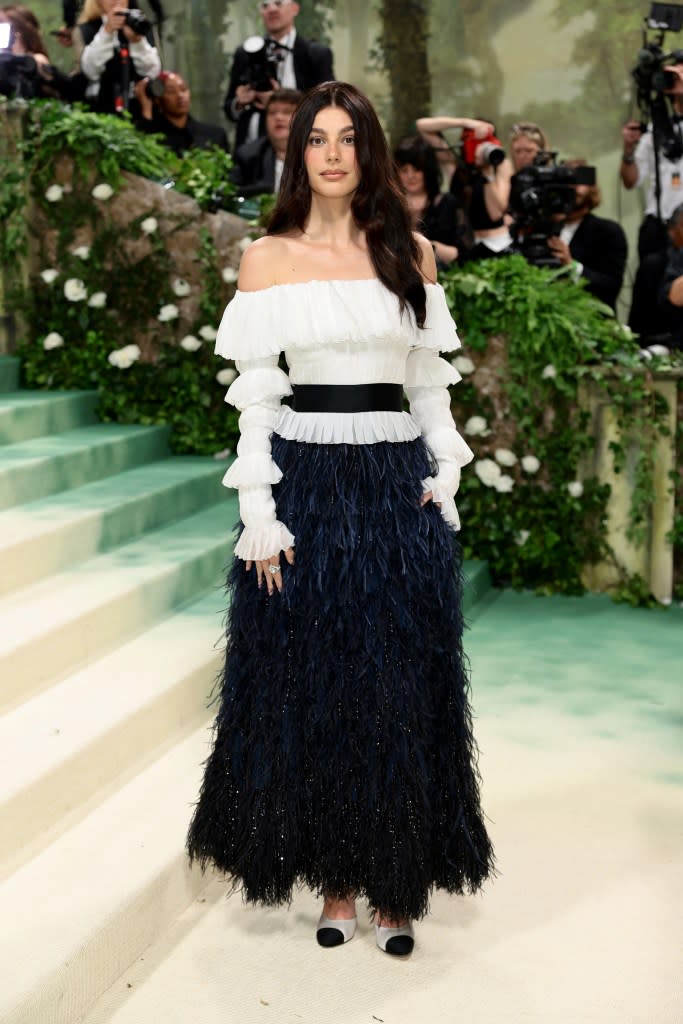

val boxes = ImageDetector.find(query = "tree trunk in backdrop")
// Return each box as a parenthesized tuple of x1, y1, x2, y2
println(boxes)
(380, 0, 432, 143)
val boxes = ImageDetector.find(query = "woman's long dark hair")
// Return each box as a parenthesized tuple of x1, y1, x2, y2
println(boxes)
(394, 135, 442, 203)
(268, 82, 427, 327)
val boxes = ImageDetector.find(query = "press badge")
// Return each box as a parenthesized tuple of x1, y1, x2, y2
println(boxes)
(672, 172, 682, 188)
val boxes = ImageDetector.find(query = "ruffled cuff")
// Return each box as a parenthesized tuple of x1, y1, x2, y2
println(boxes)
(226, 365, 292, 410)
(233, 521, 296, 561)
(222, 453, 283, 487)
(405, 348, 461, 388)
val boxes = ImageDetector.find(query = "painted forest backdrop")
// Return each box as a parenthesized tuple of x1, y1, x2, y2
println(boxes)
(30, 0, 661, 309)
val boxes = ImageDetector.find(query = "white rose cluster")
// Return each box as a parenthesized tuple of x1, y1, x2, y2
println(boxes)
(451, 354, 475, 376)
(541, 363, 557, 380)
(43, 332, 64, 350)
(222, 266, 238, 284)
(88, 292, 107, 308)
(474, 458, 501, 487)
(464, 415, 489, 437)
(158, 303, 179, 323)
(567, 481, 584, 498)
(141, 216, 158, 235)
(91, 183, 114, 201)
(72, 245, 90, 260)
(216, 367, 237, 386)
(494, 448, 517, 467)
(64, 278, 87, 302)
(108, 344, 141, 369)
(40, 269, 58, 285)
(521, 454, 540, 474)
(179, 335, 202, 352)
(199, 325, 217, 341)
(172, 278, 191, 297)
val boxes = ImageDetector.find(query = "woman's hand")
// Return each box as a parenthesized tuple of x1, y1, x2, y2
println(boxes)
(420, 490, 442, 508)
(246, 546, 295, 594)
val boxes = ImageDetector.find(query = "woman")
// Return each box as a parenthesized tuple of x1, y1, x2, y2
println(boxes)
(394, 134, 471, 267)
(187, 82, 494, 957)
(0, 6, 76, 99)
(509, 121, 548, 172)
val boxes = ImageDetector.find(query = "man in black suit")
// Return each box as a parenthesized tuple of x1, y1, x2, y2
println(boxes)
(224, 0, 333, 150)
(547, 160, 627, 311)
(134, 71, 228, 156)
(230, 89, 301, 197)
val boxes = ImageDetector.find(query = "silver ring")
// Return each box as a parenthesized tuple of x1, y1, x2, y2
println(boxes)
(268, 564, 280, 574)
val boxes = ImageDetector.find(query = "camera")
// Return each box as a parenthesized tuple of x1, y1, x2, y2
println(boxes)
(631, 3, 683, 161)
(461, 126, 506, 168)
(122, 8, 153, 36)
(241, 35, 285, 92)
(144, 76, 166, 100)
(509, 152, 596, 267)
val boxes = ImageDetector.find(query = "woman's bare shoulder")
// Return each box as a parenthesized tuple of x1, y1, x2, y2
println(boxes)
(413, 232, 438, 284)
(238, 235, 292, 292)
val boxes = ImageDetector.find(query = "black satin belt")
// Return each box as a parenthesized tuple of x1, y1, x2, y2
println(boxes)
(291, 383, 404, 414)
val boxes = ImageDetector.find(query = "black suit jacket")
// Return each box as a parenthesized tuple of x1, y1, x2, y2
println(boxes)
(569, 212, 628, 311)
(224, 34, 334, 148)
(138, 112, 229, 157)
(230, 136, 277, 197)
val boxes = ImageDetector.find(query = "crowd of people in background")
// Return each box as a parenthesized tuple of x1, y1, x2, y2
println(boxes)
(1, 0, 682, 348)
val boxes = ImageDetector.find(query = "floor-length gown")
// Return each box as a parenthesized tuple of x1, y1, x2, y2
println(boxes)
(187, 278, 494, 920)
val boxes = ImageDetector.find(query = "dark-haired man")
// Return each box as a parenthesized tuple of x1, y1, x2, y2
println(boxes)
(546, 160, 627, 311)
(224, 0, 333, 149)
(134, 71, 228, 155)
(230, 88, 300, 196)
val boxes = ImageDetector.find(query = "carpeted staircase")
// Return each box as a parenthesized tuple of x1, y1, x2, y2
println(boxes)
(0, 354, 493, 1024)
(0, 355, 236, 1024)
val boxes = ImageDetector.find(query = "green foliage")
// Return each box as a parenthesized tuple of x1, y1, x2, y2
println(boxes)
(171, 146, 236, 211)
(441, 257, 681, 602)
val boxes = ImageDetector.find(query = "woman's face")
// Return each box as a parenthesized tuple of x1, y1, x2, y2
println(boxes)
(510, 135, 540, 171)
(303, 105, 360, 198)
(398, 162, 425, 195)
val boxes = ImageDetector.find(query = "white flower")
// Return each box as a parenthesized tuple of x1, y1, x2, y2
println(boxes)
(542, 363, 557, 379)
(647, 344, 670, 357)
(494, 448, 517, 467)
(213, 447, 233, 460)
(45, 184, 64, 203)
(40, 269, 58, 284)
(451, 354, 475, 375)
(567, 481, 584, 498)
(158, 303, 179, 322)
(180, 335, 202, 352)
(72, 245, 90, 260)
(238, 235, 253, 251)
(43, 331, 64, 350)
(91, 183, 114, 201)
(172, 278, 191, 297)
(494, 474, 514, 493)
(474, 458, 502, 487)
(108, 343, 141, 369)
(216, 367, 237, 386)
(515, 529, 530, 547)
(198, 325, 217, 341)
(64, 278, 87, 302)
(638, 348, 653, 361)
(88, 291, 107, 308)
(464, 415, 489, 437)
(222, 266, 238, 284)
(521, 454, 540, 474)
(141, 216, 158, 234)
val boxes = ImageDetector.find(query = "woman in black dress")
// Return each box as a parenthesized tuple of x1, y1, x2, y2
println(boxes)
(187, 82, 494, 957)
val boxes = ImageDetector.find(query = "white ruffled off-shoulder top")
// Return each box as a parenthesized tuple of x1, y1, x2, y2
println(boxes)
(215, 278, 473, 561)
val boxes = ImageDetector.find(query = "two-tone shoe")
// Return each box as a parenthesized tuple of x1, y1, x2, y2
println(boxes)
(316, 912, 357, 947)
(375, 921, 415, 956)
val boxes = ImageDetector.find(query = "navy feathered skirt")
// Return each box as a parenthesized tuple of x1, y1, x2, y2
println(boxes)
(187, 435, 494, 920)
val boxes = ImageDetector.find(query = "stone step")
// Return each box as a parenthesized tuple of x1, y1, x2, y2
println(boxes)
(0, 456, 227, 595)
(0, 422, 170, 511)
(0, 586, 225, 879)
(0, 390, 99, 445)
(0, 355, 20, 392)
(0, 724, 216, 1024)
(0, 499, 235, 711)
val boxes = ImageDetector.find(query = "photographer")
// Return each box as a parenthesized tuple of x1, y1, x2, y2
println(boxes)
(79, 0, 160, 114)
(224, 0, 333, 149)
(546, 159, 627, 311)
(0, 6, 82, 100)
(229, 88, 300, 197)
(621, 63, 683, 261)
(134, 71, 229, 156)
(653, 203, 683, 348)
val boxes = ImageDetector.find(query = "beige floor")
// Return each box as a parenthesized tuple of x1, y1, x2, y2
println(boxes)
(83, 593, 683, 1024)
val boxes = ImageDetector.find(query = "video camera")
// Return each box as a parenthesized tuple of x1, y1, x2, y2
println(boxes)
(632, 2, 683, 162)
(241, 36, 285, 92)
(509, 152, 596, 267)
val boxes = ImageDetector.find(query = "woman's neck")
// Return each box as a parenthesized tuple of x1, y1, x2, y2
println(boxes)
(303, 195, 361, 248)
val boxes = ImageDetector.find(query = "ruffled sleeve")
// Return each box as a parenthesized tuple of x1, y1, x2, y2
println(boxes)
(216, 291, 295, 561)
(405, 284, 473, 529)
